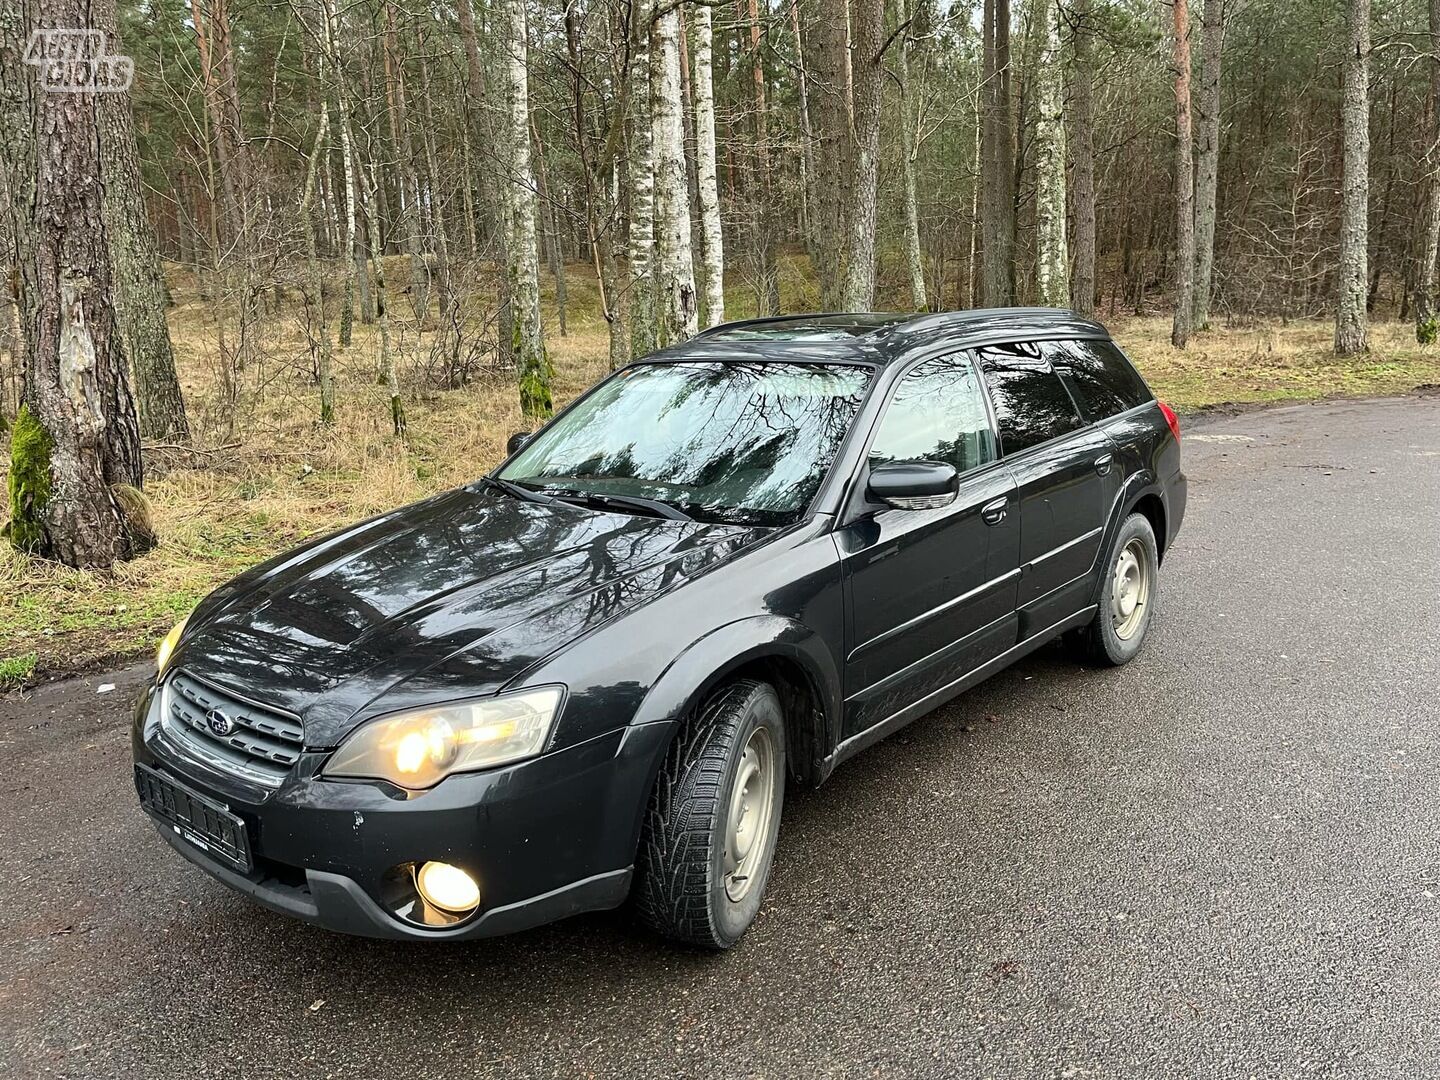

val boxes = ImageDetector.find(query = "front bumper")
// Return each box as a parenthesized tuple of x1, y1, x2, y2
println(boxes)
(131, 682, 672, 940)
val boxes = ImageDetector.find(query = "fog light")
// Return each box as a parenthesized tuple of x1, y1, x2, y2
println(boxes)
(415, 861, 480, 914)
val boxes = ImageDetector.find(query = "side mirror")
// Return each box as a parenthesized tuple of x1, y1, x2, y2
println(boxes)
(867, 460, 959, 511)
(506, 431, 531, 455)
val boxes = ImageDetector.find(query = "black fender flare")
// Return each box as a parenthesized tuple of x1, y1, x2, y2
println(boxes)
(1090, 470, 1167, 606)
(625, 613, 841, 788)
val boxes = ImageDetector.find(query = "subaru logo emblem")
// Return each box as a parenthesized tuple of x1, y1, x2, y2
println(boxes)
(206, 708, 236, 737)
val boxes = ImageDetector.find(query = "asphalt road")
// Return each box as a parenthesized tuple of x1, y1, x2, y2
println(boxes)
(3, 396, 1439, 1079)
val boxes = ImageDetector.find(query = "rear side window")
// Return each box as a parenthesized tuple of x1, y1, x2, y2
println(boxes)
(1050, 339, 1153, 421)
(976, 342, 1085, 456)
(869, 354, 997, 475)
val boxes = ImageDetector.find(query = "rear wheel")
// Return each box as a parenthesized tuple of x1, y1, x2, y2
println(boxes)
(634, 679, 786, 949)
(1073, 512, 1159, 667)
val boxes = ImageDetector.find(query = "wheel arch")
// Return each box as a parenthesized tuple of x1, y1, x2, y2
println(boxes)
(629, 615, 841, 789)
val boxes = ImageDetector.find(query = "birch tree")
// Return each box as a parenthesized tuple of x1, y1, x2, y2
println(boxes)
(504, 0, 553, 416)
(629, 0, 657, 356)
(650, 1, 698, 343)
(1335, 0, 1369, 355)
(1033, 0, 1068, 307)
(1170, 0, 1195, 348)
(1192, 0, 1225, 329)
(693, 2, 725, 327)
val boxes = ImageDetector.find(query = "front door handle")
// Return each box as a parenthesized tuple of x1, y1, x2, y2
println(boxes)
(1094, 454, 1114, 476)
(981, 497, 1007, 525)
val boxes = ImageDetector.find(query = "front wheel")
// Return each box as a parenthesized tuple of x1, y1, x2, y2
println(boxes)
(1073, 512, 1160, 667)
(634, 679, 786, 949)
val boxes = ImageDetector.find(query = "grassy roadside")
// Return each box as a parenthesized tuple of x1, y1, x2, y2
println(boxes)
(4, 266, 1439, 688)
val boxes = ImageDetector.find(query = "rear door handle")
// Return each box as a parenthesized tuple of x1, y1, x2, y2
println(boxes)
(1094, 454, 1114, 476)
(981, 497, 1007, 525)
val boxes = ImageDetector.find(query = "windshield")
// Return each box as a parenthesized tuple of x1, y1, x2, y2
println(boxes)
(499, 361, 873, 526)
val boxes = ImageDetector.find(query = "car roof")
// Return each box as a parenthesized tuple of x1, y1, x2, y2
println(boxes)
(643, 309, 1111, 367)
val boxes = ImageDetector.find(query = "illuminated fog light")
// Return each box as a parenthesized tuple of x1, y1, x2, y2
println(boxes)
(415, 861, 480, 914)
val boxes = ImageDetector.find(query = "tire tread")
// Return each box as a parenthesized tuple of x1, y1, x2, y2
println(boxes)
(634, 679, 767, 948)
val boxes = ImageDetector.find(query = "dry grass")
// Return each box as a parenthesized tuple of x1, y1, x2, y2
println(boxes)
(3, 257, 1439, 684)
(1118, 317, 1440, 410)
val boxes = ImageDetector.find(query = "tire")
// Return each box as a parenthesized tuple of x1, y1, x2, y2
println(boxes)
(1073, 511, 1160, 667)
(634, 679, 786, 949)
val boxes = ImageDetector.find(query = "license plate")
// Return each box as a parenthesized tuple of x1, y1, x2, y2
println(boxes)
(135, 763, 254, 875)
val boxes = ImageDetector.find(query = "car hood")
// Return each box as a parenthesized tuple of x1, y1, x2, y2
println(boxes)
(172, 485, 762, 746)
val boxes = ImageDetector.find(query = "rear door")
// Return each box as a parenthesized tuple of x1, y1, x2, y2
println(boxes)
(836, 353, 1019, 739)
(976, 341, 1119, 637)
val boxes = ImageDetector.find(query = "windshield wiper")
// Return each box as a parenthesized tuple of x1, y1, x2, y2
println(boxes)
(483, 476, 555, 504)
(541, 488, 694, 522)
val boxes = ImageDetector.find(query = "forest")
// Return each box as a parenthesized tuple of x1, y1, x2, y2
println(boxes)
(3, 0, 1440, 679)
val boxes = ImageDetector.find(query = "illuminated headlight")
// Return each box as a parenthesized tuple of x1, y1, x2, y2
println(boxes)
(323, 686, 564, 789)
(155, 614, 190, 676)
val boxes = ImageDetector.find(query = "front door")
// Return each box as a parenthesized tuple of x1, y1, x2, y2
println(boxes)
(835, 354, 1020, 739)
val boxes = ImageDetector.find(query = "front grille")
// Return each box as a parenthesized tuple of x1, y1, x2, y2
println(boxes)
(159, 670, 304, 787)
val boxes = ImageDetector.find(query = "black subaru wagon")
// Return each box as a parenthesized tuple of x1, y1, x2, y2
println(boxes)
(133, 309, 1186, 948)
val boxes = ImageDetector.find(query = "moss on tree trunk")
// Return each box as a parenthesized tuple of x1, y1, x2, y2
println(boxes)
(7, 404, 54, 553)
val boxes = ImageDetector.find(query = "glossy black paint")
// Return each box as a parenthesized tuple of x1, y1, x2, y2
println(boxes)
(133, 308, 1186, 940)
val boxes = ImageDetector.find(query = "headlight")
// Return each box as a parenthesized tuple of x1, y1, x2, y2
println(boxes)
(155, 615, 190, 675)
(323, 686, 564, 789)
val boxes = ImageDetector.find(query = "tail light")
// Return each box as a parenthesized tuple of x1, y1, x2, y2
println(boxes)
(1158, 400, 1181, 443)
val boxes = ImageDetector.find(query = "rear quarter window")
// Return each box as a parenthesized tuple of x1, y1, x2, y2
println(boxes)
(1051, 339, 1154, 421)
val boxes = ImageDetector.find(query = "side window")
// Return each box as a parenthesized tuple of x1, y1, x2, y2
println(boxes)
(869, 355, 997, 476)
(977, 342, 1085, 456)
(1052, 339, 1154, 421)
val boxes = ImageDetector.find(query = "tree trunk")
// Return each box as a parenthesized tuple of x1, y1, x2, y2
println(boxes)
(1192, 0, 1224, 329)
(981, 0, 1016, 306)
(789, 0, 817, 261)
(454, 0, 511, 363)
(504, 0, 553, 416)
(1335, 0, 1369, 355)
(299, 100, 335, 424)
(6, 0, 150, 567)
(1068, 0, 1096, 315)
(381, 0, 430, 323)
(842, 0, 885, 310)
(693, 3, 726, 327)
(530, 112, 568, 337)
(321, 0, 359, 349)
(745, 0, 779, 314)
(896, 0, 927, 312)
(1170, 0, 1195, 349)
(356, 155, 404, 436)
(416, 42, 456, 323)
(651, 1, 699, 343)
(1414, 0, 1440, 343)
(96, 0, 189, 443)
(1033, 0, 1068, 307)
(629, 0, 657, 356)
(804, 0, 852, 308)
